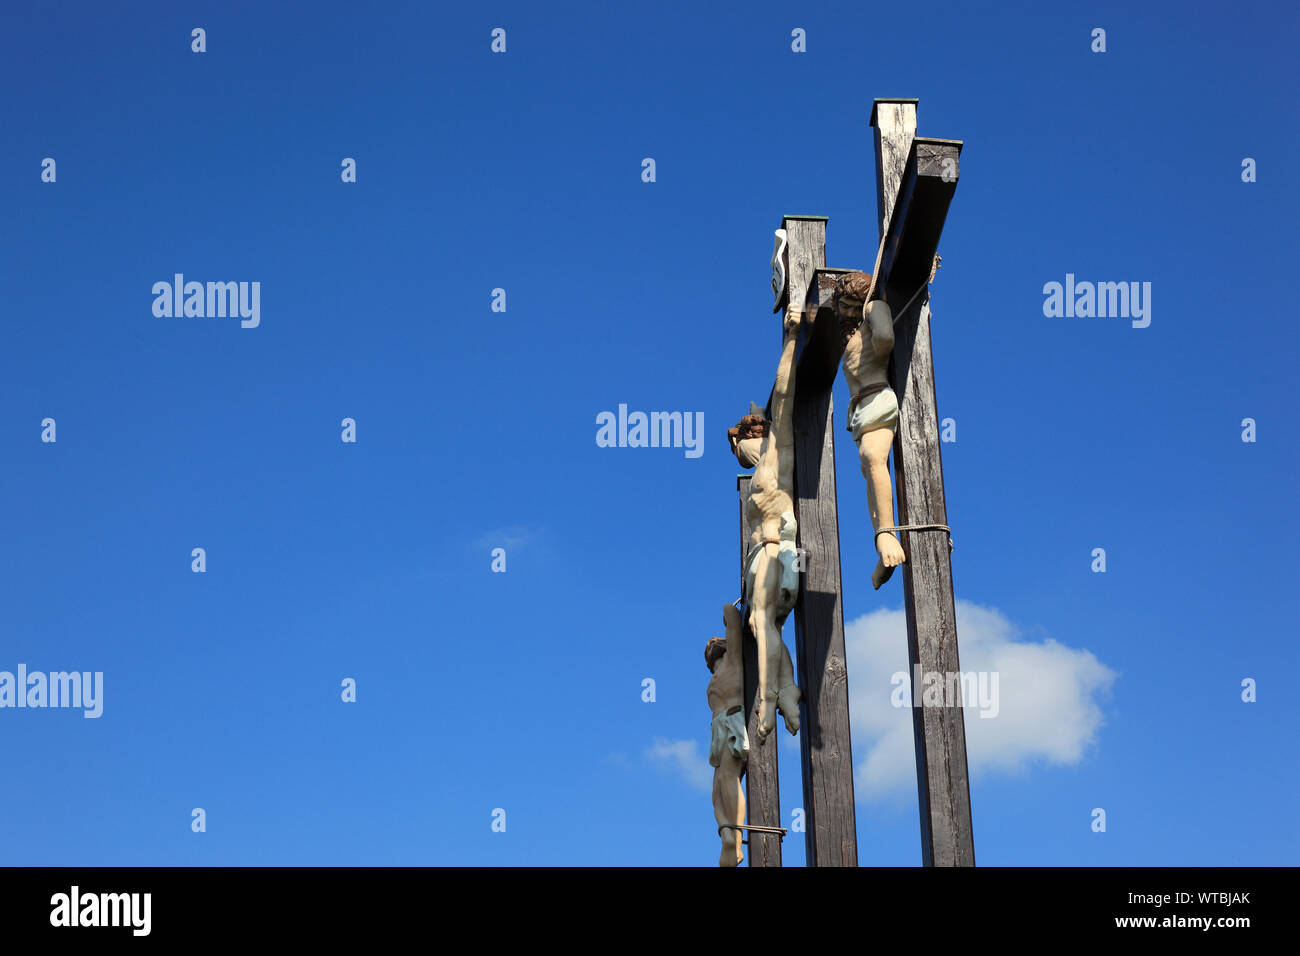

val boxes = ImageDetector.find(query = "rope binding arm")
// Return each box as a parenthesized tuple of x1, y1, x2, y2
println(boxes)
(718, 823, 788, 845)
(875, 523, 954, 553)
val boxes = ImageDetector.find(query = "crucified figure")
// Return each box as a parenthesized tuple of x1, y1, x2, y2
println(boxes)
(836, 271, 904, 589)
(705, 605, 748, 867)
(727, 303, 803, 743)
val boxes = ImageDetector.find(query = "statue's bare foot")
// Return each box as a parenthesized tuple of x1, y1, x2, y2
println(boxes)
(777, 683, 801, 735)
(871, 559, 895, 590)
(877, 532, 905, 567)
(873, 533, 905, 589)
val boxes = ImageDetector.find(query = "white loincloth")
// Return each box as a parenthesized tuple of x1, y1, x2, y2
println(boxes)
(742, 510, 800, 618)
(709, 708, 750, 767)
(846, 386, 899, 442)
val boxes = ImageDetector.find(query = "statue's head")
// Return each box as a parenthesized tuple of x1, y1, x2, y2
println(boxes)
(832, 270, 873, 319)
(704, 636, 728, 673)
(728, 403, 769, 469)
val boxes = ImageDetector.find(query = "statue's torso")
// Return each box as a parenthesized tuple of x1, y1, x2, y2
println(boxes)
(842, 329, 890, 398)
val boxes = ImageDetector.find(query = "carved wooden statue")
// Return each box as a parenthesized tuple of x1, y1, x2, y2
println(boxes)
(727, 300, 803, 742)
(706, 605, 748, 867)
(836, 271, 904, 589)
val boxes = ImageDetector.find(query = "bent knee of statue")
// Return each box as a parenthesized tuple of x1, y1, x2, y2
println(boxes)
(861, 441, 891, 470)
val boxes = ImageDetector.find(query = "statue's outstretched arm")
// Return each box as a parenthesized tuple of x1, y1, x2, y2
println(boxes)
(865, 298, 894, 358)
(767, 304, 801, 490)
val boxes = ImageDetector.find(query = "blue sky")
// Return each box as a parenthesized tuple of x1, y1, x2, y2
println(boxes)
(1, 0, 1296, 866)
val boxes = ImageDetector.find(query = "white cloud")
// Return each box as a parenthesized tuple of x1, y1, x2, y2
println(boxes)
(846, 600, 1116, 802)
(645, 737, 712, 792)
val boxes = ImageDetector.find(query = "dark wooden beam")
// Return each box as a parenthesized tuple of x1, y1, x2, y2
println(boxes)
(795, 267, 859, 392)
(738, 473, 781, 867)
(870, 100, 975, 867)
(783, 216, 858, 867)
(875, 137, 962, 310)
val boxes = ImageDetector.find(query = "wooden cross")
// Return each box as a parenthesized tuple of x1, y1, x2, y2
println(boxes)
(735, 98, 973, 867)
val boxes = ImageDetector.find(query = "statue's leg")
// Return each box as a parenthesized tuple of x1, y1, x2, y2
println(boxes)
(714, 753, 745, 867)
(747, 547, 782, 741)
(859, 426, 905, 589)
(776, 640, 801, 735)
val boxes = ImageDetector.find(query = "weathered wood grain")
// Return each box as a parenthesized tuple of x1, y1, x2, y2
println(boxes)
(869, 103, 975, 868)
(892, 295, 975, 868)
(869, 99, 918, 237)
(781, 216, 826, 319)
(784, 217, 858, 867)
